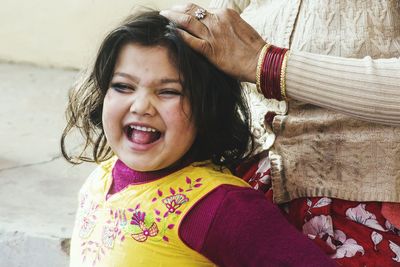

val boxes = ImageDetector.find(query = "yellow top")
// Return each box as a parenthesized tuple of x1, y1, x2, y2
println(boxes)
(69, 158, 250, 267)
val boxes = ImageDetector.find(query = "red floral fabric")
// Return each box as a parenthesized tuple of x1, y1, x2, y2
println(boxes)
(237, 153, 400, 267)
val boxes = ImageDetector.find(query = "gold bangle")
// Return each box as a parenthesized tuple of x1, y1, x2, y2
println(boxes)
(280, 49, 290, 100)
(256, 43, 271, 93)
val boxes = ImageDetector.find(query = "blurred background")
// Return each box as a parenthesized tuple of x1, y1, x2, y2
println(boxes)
(0, 0, 208, 69)
(0, 0, 208, 266)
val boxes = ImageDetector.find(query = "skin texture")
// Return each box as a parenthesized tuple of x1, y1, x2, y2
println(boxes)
(160, 3, 266, 83)
(102, 43, 197, 171)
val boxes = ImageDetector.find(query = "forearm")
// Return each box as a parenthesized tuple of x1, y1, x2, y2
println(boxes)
(209, 0, 251, 13)
(286, 51, 400, 126)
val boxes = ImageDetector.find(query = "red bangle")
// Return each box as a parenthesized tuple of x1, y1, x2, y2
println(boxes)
(259, 45, 289, 101)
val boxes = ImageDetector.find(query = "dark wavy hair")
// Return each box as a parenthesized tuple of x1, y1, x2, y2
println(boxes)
(61, 11, 254, 168)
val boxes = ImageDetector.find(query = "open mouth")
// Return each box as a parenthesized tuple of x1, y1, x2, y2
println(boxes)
(125, 124, 162, 145)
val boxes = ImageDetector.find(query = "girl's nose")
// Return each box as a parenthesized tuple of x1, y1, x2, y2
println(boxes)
(129, 90, 155, 116)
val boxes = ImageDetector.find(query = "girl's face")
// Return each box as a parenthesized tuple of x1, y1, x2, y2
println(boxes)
(102, 43, 197, 171)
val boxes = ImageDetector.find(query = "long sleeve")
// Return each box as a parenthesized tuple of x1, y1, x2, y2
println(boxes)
(209, 0, 251, 13)
(286, 50, 400, 126)
(180, 185, 336, 267)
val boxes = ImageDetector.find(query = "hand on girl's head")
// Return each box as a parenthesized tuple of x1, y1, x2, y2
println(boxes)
(102, 43, 197, 172)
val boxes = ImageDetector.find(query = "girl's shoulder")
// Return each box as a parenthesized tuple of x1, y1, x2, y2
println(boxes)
(185, 161, 250, 188)
(79, 156, 117, 193)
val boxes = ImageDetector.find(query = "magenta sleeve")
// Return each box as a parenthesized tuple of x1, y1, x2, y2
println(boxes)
(179, 185, 337, 267)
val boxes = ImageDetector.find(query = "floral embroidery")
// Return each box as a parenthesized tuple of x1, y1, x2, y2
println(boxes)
(81, 240, 105, 266)
(81, 209, 128, 266)
(149, 176, 203, 241)
(78, 194, 99, 239)
(77, 175, 205, 265)
(346, 204, 386, 231)
(162, 194, 189, 214)
(102, 209, 127, 248)
(128, 210, 159, 242)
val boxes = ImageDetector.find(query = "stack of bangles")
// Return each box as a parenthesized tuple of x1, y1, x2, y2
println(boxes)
(256, 43, 290, 101)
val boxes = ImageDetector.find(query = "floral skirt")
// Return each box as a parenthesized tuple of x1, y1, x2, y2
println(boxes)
(236, 153, 400, 267)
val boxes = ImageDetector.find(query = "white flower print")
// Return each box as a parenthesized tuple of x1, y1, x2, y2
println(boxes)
(302, 215, 334, 238)
(332, 230, 365, 259)
(307, 198, 313, 208)
(258, 174, 270, 184)
(313, 197, 332, 208)
(306, 197, 332, 215)
(345, 204, 386, 231)
(385, 220, 400, 235)
(256, 156, 270, 175)
(371, 231, 383, 251)
(389, 240, 400, 262)
(251, 156, 271, 190)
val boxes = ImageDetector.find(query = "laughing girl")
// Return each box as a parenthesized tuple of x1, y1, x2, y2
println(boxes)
(62, 11, 335, 267)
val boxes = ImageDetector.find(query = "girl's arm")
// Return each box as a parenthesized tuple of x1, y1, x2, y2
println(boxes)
(180, 185, 337, 267)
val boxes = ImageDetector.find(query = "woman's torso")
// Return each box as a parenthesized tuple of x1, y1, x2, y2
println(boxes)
(240, 0, 400, 203)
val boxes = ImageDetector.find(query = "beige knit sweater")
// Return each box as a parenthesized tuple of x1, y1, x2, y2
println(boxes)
(210, 0, 400, 203)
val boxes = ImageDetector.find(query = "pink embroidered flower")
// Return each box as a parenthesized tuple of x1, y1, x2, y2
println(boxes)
(345, 204, 386, 231)
(129, 210, 159, 242)
(162, 194, 189, 214)
(131, 221, 159, 242)
(130, 211, 146, 226)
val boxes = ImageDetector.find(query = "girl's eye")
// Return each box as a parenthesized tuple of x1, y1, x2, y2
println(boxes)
(159, 89, 182, 97)
(110, 83, 134, 93)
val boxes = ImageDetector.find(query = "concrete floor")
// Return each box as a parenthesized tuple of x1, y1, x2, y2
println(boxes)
(0, 63, 94, 267)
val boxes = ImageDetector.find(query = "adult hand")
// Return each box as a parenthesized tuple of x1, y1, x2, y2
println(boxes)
(160, 3, 266, 83)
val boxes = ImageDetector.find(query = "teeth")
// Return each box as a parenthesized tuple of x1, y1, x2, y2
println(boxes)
(129, 125, 157, 132)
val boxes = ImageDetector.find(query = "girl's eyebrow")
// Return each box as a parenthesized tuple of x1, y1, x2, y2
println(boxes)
(113, 72, 181, 85)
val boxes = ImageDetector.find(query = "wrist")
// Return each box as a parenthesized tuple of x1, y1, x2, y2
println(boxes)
(256, 43, 271, 92)
(241, 41, 268, 83)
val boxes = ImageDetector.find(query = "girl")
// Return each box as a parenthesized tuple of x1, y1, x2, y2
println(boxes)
(62, 11, 335, 267)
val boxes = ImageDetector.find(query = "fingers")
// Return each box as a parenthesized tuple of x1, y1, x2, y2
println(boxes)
(160, 10, 209, 38)
(160, 3, 212, 57)
(160, 2, 213, 38)
(176, 28, 211, 56)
